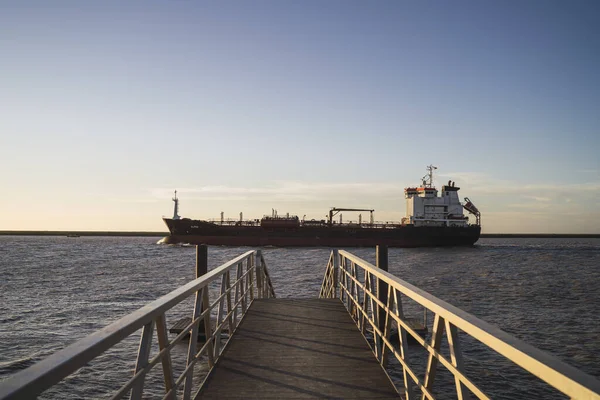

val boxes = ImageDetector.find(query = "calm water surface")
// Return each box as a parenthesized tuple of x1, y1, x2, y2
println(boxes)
(0, 237, 599, 399)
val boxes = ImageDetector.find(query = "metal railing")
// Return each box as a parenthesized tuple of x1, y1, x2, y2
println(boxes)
(320, 247, 600, 400)
(0, 248, 275, 400)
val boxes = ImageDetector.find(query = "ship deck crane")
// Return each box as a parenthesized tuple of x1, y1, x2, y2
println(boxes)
(328, 207, 375, 225)
(463, 197, 481, 226)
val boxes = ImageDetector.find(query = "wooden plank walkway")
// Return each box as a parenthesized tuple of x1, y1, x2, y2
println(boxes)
(197, 298, 399, 399)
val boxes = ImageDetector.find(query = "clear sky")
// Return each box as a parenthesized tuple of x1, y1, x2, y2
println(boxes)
(1, 1, 599, 233)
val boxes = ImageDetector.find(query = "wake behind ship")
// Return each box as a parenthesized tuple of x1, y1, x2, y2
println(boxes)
(161, 166, 481, 247)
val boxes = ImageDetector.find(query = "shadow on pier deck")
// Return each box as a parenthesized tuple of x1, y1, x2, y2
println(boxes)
(198, 298, 398, 399)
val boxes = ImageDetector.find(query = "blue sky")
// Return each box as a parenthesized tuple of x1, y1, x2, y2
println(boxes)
(1, 1, 599, 233)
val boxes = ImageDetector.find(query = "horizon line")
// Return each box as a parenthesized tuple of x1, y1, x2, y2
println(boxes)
(1, 231, 599, 239)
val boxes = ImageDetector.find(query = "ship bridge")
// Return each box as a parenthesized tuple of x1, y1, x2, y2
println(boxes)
(403, 165, 478, 227)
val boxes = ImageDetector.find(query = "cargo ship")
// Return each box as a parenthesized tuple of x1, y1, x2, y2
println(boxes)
(161, 165, 481, 247)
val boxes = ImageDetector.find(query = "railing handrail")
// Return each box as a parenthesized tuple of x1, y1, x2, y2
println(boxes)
(332, 249, 600, 399)
(0, 249, 274, 400)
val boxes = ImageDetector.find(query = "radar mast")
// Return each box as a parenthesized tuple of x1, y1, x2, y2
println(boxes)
(172, 190, 181, 220)
(421, 164, 437, 188)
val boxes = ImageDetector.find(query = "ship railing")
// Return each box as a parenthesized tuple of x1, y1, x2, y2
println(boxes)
(319, 247, 600, 399)
(0, 248, 276, 400)
(201, 219, 411, 228)
(206, 219, 261, 226)
(325, 222, 404, 229)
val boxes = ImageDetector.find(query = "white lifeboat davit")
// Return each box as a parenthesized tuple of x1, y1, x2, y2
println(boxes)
(463, 197, 481, 225)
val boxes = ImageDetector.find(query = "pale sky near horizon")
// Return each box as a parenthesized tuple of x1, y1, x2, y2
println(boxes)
(1, 1, 599, 233)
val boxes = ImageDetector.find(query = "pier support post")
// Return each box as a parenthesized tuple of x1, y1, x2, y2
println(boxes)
(376, 245, 389, 360)
(196, 245, 208, 334)
(196, 245, 208, 277)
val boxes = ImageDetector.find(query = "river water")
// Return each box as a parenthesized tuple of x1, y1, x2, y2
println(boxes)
(0, 237, 599, 399)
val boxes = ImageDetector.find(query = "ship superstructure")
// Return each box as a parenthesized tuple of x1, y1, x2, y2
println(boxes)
(161, 166, 481, 247)
(403, 165, 480, 227)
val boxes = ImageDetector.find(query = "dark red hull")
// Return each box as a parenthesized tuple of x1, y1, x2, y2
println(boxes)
(162, 218, 481, 248)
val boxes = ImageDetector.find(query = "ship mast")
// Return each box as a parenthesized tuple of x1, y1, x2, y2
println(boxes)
(172, 190, 181, 220)
(421, 164, 437, 188)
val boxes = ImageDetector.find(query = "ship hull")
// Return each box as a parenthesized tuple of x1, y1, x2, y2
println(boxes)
(162, 218, 481, 248)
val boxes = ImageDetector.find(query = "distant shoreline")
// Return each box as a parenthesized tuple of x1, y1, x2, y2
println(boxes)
(0, 231, 168, 237)
(0, 231, 599, 239)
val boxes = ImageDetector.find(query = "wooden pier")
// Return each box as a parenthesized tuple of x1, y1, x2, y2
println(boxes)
(198, 298, 398, 399)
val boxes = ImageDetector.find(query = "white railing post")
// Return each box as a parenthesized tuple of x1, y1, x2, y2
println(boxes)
(332, 249, 339, 298)
(343, 256, 350, 308)
(350, 260, 358, 322)
(381, 284, 392, 366)
(203, 285, 215, 368)
(376, 245, 388, 360)
(360, 269, 370, 336)
(239, 262, 247, 313)
(368, 271, 378, 352)
(233, 264, 241, 323)
(226, 271, 235, 338)
(422, 314, 444, 399)
(130, 321, 155, 400)
(393, 288, 414, 399)
(155, 314, 175, 398)
(260, 253, 274, 298)
(247, 257, 254, 301)
(319, 252, 333, 298)
(183, 287, 203, 400)
(445, 320, 471, 400)
(339, 252, 346, 303)
(256, 250, 264, 298)
(214, 276, 227, 357)
(320, 250, 341, 299)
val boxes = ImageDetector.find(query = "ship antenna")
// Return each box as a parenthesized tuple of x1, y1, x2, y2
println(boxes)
(422, 165, 438, 188)
(172, 190, 180, 220)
